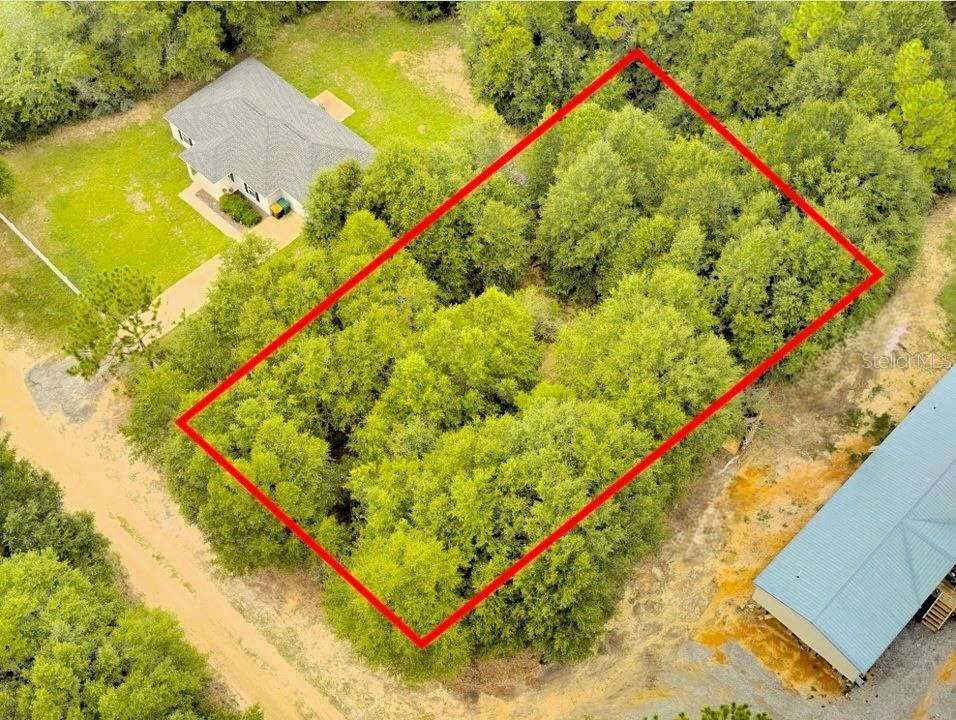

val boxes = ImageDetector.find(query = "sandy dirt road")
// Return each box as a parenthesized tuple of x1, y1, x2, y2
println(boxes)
(0, 341, 345, 720)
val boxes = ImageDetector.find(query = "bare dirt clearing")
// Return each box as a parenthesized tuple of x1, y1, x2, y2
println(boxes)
(0, 199, 953, 720)
(389, 45, 483, 118)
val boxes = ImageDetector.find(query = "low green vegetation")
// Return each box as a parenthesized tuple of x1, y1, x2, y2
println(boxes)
(261, 2, 476, 147)
(0, 158, 12, 197)
(642, 705, 773, 720)
(941, 223, 956, 341)
(0, 438, 261, 720)
(0, 99, 229, 340)
(220, 191, 262, 227)
(941, 277, 956, 340)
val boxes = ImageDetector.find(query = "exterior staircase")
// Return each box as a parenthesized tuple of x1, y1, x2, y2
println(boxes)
(921, 582, 956, 632)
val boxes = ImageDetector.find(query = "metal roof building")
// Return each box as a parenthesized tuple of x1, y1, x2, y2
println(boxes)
(753, 366, 956, 681)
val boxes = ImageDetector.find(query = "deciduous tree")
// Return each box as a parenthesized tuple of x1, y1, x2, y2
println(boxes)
(303, 159, 364, 245)
(354, 288, 541, 460)
(463, 2, 583, 128)
(166, 3, 230, 81)
(537, 140, 633, 300)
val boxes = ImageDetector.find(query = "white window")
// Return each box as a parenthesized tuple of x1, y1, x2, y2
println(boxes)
(243, 182, 260, 202)
(177, 128, 193, 146)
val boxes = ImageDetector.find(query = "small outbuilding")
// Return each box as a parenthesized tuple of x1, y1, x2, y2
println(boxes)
(165, 57, 373, 216)
(753, 366, 956, 683)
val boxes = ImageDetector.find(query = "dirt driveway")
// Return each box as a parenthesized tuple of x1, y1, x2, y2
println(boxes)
(0, 198, 953, 720)
(0, 340, 345, 720)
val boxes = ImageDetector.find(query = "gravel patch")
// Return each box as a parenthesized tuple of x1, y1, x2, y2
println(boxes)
(25, 354, 109, 422)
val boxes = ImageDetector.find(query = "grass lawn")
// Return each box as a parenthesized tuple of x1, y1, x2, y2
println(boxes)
(263, 3, 477, 147)
(0, 87, 230, 343)
(0, 225, 76, 341)
(0, 3, 477, 345)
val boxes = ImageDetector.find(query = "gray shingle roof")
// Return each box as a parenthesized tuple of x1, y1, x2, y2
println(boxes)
(165, 57, 373, 205)
(754, 366, 956, 676)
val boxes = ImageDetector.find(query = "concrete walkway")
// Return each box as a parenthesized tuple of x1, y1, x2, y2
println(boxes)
(177, 185, 243, 240)
(312, 89, 355, 121)
(158, 182, 303, 335)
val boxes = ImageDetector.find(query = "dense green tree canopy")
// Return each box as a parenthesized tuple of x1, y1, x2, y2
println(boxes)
(337, 395, 663, 675)
(354, 288, 542, 460)
(462, 2, 585, 129)
(0, 1, 311, 139)
(0, 439, 259, 720)
(0, 552, 260, 720)
(306, 137, 532, 302)
(118, 0, 956, 683)
(0, 439, 111, 582)
(536, 140, 633, 299)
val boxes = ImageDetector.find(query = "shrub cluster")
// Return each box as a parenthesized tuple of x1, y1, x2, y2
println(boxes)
(220, 191, 262, 227)
(394, 1, 456, 24)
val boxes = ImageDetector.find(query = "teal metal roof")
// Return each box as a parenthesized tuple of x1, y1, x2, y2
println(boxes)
(754, 366, 956, 677)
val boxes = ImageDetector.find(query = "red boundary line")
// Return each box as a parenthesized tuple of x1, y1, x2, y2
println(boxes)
(176, 47, 883, 649)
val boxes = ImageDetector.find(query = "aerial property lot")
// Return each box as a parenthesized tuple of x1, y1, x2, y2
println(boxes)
(3, 3, 955, 720)
(175, 48, 879, 656)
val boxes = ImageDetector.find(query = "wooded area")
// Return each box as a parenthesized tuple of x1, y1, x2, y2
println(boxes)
(120, 1, 956, 681)
(0, 439, 262, 719)
(0, 2, 313, 142)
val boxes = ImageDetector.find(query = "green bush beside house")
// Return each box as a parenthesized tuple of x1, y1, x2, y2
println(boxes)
(220, 191, 262, 227)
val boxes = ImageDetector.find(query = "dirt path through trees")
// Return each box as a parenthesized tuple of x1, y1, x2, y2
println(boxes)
(0, 341, 346, 720)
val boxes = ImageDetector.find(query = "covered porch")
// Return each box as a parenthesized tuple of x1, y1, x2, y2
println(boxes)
(177, 179, 303, 248)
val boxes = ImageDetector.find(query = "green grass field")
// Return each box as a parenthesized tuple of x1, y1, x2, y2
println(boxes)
(0, 4, 475, 344)
(0, 225, 76, 341)
(0, 98, 229, 342)
(263, 3, 474, 147)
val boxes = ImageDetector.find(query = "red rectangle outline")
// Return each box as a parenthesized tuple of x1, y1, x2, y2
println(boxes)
(176, 47, 883, 648)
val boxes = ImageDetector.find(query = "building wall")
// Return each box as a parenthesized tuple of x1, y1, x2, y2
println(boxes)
(753, 587, 864, 682)
(168, 121, 192, 148)
(264, 188, 304, 216)
(233, 176, 271, 213)
(284, 191, 305, 216)
(265, 188, 284, 213)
